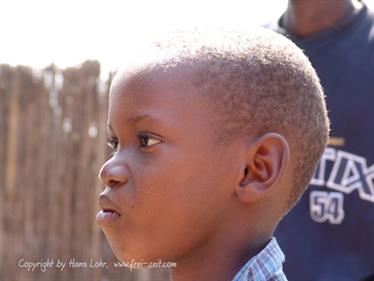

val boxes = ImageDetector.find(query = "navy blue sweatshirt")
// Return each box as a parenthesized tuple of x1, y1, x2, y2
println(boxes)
(267, 3, 374, 281)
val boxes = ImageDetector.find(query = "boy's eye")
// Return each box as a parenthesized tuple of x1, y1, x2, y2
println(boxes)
(106, 137, 119, 153)
(139, 134, 161, 148)
(106, 134, 161, 153)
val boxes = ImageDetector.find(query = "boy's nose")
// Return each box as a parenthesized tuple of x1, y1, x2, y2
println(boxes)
(98, 161, 128, 188)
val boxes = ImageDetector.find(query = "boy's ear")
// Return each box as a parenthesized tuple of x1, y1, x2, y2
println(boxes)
(235, 133, 289, 203)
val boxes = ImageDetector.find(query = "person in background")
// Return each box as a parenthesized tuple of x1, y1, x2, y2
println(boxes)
(265, 0, 374, 280)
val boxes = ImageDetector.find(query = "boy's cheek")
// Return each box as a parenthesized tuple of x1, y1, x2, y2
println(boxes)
(102, 191, 208, 262)
(101, 212, 183, 262)
(101, 153, 227, 261)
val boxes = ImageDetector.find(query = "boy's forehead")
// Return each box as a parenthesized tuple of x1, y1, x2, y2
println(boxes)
(109, 65, 206, 115)
(106, 66, 223, 139)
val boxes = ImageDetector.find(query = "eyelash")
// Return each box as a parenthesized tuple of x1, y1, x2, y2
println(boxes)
(106, 134, 161, 154)
(106, 137, 118, 154)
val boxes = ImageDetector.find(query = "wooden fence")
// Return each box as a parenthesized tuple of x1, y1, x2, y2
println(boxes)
(0, 62, 170, 281)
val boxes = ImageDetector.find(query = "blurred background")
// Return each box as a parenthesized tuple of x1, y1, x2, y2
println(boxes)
(1, 0, 373, 281)
(0, 0, 289, 75)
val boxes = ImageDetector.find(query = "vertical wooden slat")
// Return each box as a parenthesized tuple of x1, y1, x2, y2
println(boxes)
(0, 65, 13, 281)
(43, 64, 68, 281)
(3, 66, 20, 281)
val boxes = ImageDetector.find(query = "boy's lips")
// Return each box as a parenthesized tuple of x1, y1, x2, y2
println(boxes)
(98, 193, 122, 215)
(96, 193, 123, 226)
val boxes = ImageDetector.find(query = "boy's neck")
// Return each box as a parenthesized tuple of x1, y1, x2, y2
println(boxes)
(282, 0, 363, 37)
(170, 218, 272, 281)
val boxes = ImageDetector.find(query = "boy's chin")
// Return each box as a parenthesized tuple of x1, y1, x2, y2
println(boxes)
(114, 250, 167, 264)
(103, 230, 180, 263)
(108, 240, 169, 264)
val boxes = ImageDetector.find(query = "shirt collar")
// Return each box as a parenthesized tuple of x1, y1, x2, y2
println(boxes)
(231, 237, 286, 281)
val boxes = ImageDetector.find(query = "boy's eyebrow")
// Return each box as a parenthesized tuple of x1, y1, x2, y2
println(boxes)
(127, 114, 154, 124)
(107, 114, 162, 132)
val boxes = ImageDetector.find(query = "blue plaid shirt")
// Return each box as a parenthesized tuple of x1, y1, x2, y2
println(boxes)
(231, 238, 287, 281)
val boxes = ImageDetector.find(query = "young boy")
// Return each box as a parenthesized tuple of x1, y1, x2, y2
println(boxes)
(96, 28, 329, 281)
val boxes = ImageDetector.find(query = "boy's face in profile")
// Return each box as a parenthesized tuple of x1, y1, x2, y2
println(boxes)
(98, 66, 242, 262)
